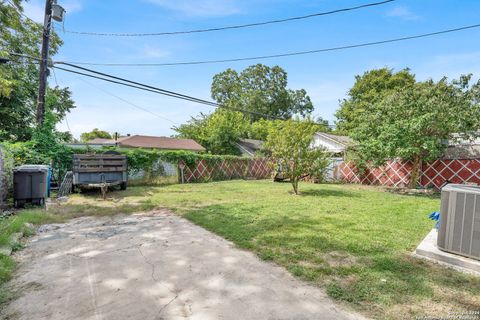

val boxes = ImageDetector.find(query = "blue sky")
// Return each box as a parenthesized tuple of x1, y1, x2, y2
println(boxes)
(22, 0, 480, 138)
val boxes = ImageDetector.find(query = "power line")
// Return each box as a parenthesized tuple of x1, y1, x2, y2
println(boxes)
(57, 23, 480, 67)
(51, 65, 59, 86)
(4, 0, 38, 23)
(64, 0, 395, 37)
(51, 67, 73, 134)
(7, 51, 43, 62)
(53, 64, 279, 119)
(53, 65, 217, 106)
(70, 72, 180, 125)
(56, 62, 219, 106)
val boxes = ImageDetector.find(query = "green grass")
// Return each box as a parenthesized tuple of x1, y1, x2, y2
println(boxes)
(2, 181, 480, 318)
(112, 180, 479, 319)
(0, 210, 62, 305)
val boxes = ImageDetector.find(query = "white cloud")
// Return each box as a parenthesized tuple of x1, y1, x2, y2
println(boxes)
(141, 45, 170, 59)
(386, 6, 420, 21)
(418, 51, 480, 80)
(146, 0, 241, 17)
(22, 0, 82, 23)
(22, 1, 44, 22)
(62, 0, 83, 14)
(292, 81, 349, 122)
(429, 51, 480, 67)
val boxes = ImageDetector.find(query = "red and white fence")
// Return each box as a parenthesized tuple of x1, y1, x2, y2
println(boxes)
(338, 159, 480, 189)
(180, 158, 271, 183)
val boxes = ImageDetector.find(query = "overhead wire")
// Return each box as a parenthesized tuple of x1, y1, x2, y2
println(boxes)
(4, 0, 38, 23)
(56, 62, 219, 106)
(51, 67, 74, 134)
(6, 51, 43, 62)
(63, 0, 395, 37)
(54, 23, 480, 67)
(53, 65, 217, 106)
(53, 65, 280, 119)
(70, 72, 180, 125)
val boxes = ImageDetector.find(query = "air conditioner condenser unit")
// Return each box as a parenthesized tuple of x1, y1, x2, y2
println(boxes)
(438, 184, 480, 260)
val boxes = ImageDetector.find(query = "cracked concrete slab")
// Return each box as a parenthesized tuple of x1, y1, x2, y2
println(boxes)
(1, 210, 365, 320)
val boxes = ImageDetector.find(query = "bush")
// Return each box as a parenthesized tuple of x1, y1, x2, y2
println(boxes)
(0, 145, 14, 204)
(3, 143, 258, 183)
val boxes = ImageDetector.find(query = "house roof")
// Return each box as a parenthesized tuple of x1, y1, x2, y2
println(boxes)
(120, 135, 205, 151)
(237, 139, 264, 156)
(440, 133, 480, 159)
(442, 144, 480, 159)
(87, 135, 205, 151)
(88, 138, 115, 144)
(316, 132, 353, 146)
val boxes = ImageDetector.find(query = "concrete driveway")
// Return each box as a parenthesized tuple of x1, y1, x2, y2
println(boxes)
(2, 210, 364, 320)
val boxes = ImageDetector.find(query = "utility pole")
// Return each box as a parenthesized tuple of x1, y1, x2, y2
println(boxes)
(36, 0, 64, 125)
(36, 0, 53, 125)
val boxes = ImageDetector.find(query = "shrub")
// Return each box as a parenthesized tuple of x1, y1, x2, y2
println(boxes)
(3, 143, 259, 183)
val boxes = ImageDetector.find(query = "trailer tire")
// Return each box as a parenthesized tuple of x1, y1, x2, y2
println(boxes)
(120, 182, 127, 190)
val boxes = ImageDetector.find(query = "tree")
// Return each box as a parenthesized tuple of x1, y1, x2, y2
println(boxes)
(248, 116, 331, 141)
(174, 110, 250, 155)
(265, 120, 330, 195)
(0, 1, 74, 141)
(80, 128, 112, 142)
(211, 64, 314, 121)
(350, 74, 480, 188)
(335, 68, 416, 134)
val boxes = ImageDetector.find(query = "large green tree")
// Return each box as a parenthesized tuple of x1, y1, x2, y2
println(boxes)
(0, 1, 74, 141)
(335, 68, 416, 134)
(174, 110, 250, 155)
(248, 116, 331, 141)
(350, 74, 480, 187)
(211, 64, 314, 121)
(265, 120, 330, 194)
(80, 128, 112, 142)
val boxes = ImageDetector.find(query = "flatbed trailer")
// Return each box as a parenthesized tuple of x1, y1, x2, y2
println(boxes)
(72, 153, 128, 197)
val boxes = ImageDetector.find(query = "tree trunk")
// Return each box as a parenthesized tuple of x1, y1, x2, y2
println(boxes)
(409, 155, 422, 189)
(291, 177, 299, 195)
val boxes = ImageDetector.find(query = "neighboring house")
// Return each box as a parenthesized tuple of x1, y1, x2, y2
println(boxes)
(311, 132, 354, 182)
(87, 138, 116, 145)
(311, 132, 353, 158)
(68, 135, 205, 152)
(237, 139, 264, 157)
(443, 135, 480, 159)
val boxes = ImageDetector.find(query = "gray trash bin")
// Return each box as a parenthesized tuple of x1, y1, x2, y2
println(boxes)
(13, 165, 49, 208)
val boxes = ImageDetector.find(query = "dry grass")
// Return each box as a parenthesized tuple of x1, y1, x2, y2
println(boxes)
(3, 181, 480, 319)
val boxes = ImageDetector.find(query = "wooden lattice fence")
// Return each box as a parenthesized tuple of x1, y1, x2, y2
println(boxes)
(180, 158, 271, 183)
(337, 158, 480, 189)
(338, 160, 413, 188)
(421, 159, 480, 189)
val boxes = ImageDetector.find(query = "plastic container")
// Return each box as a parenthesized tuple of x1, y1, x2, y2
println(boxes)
(13, 165, 49, 208)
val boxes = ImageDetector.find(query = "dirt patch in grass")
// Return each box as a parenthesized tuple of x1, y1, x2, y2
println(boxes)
(2, 182, 480, 320)
(129, 181, 480, 320)
(324, 251, 357, 268)
(385, 287, 480, 320)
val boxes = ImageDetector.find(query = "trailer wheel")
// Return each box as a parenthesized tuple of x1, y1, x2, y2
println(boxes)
(120, 182, 127, 190)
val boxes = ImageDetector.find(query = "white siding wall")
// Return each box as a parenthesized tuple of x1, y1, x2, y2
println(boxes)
(311, 134, 345, 153)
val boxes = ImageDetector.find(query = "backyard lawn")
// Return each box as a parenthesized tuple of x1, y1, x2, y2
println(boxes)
(3, 180, 480, 319)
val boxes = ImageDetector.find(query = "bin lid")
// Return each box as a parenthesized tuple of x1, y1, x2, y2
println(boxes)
(14, 165, 49, 173)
